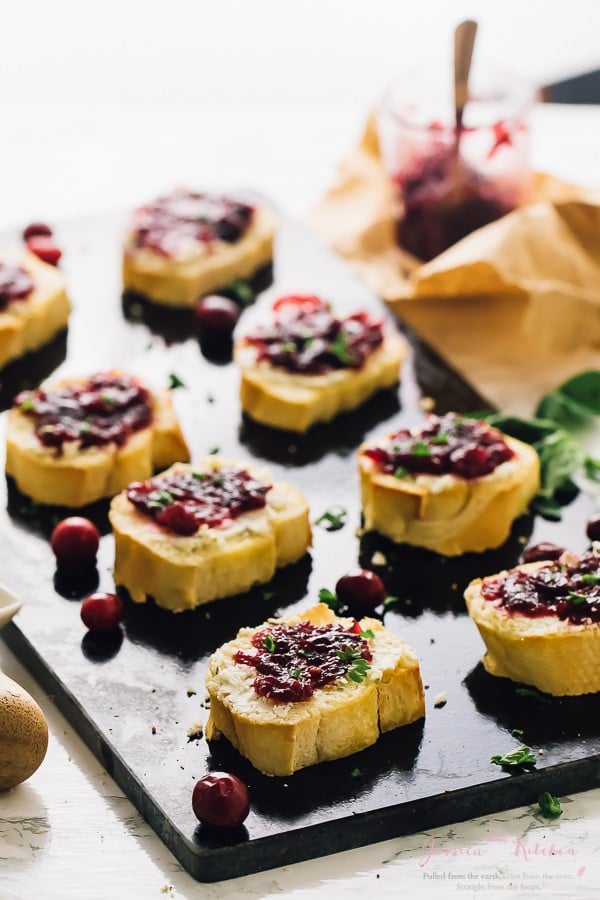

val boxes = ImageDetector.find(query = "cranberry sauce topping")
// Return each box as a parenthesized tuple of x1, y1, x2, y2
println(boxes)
(363, 413, 514, 479)
(129, 189, 255, 256)
(127, 466, 271, 536)
(243, 294, 384, 375)
(15, 373, 152, 451)
(234, 620, 373, 702)
(0, 263, 34, 311)
(482, 549, 600, 625)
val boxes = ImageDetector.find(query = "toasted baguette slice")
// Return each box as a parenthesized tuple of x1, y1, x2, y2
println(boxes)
(205, 603, 425, 776)
(110, 459, 311, 612)
(235, 331, 406, 433)
(6, 373, 189, 507)
(465, 560, 600, 696)
(123, 205, 276, 308)
(0, 252, 70, 370)
(359, 433, 539, 556)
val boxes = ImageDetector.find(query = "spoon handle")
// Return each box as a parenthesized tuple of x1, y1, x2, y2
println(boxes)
(454, 19, 478, 131)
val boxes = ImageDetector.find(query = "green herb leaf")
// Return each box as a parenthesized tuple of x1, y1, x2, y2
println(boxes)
(394, 466, 409, 479)
(318, 588, 340, 610)
(79, 422, 91, 434)
(515, 686, 552, 703)
(262, 589, 277, 601)
(580, 573, 600, 585)
(192, 472, 206, 480)
(315, 507, 347, 532)
(490, 745, 537, 768)
(209, 446, 220, 455)
(20, 395, 35, 412)
(228, 278, 254, 305)
(538, 791, 563, 819)
(168, 372, 186, 390)
(351, 767, 362, 778)
(359, 628, 375, 639)
(287, 667, 302, 680)
(566, 591, 587, 605)
(329, 332, 354, 365)
(101, 392, 117, 405)
(411, 440, 431, 457)
(262, 635, 276, 653)
(147, 489, 173, 510)
(431, 431, 449, 445)
(280, 341, 296, 353)
(584, 456, 600, 482)
(511, 728, 524, 737)
(382, 595, 400, 610)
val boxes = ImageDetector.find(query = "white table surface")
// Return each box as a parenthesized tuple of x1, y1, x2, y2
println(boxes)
(1, 4, 600, 896)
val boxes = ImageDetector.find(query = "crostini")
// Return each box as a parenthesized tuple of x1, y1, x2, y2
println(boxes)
(234, 293, 406, 432)
(110, 458, 311, 612)
(358, 413, 540, 555)
(205, 602, 425, 776)
(465, 547, 600, 696)
(122, 188, 276, 307)
(6, 371, 189, 506)
(0, 252, 70, 370)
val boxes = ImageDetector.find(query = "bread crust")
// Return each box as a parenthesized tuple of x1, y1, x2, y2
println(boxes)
(0, 252, 70, 370)
(122, 207, 276, 307)
(465, 562, 600, 696)
(358, 434, 540, 556)
(235, 331, 406, 433)
(205, 603, 425, 776)
(5, 375, 190, 507)
(110, 459, 312, 612)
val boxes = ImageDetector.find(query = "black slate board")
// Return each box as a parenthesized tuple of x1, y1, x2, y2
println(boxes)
(1, 208, 600, 883)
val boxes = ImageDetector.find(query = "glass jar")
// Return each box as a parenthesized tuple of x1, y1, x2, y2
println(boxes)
(378, 66, 535, 261)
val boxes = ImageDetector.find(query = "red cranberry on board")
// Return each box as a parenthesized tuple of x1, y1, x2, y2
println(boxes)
(521, 541, 565, 564)
(195, 295, 241, 341)
(51, 517, 100, 569)
(80, 592, 124, 632)
(23, 222, 53, 241)
(25, 235, 62, 266)
(586, 515, 600, 543)
(335, 569, 386, 616)
(192, 772, 250, 829)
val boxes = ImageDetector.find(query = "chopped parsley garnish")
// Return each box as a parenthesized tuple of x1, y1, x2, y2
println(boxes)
(490, 745, 537, 768)
(329, 331, 354, 365)
(287, 667, 302, 680)
(280, 341, 296, 353)
(20, 396, 35, 412)
(351, 767, 362, 778)
(262, 635, 276, 653)
(147, 489, 174, 510)
(315, 506, 347, 532)
(168, 372, 186, 389)
(411, 441, 431, 457)
(335, 647, 371, 683)
(100, 392, 117, 405)
(431, 431, 449, 445)
(566, 591, 587, 605)
(359, 628, 375, 639)
(318, 588, 340, 611)
(209, 446, 220, 455)
(192, 471, 206, 480)
(394, 466, 409, 479)
(538, 791, 562, 819)
(79, 422, 91, 434)
(580, 573, 600, 585)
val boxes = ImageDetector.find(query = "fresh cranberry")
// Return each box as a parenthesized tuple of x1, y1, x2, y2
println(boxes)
(22, 222, 53, 241)
(335, 569, 386, 616)
(195, 295, 240, 341)
(450, 444, 491, 478)
(586, 515, 600, 543)
(192, 772, 250, 829)
(26, 235, 62, 266)
(51, 517, 100, 569)
(80, 592, 124, 632)
(521, 541, 565, 563)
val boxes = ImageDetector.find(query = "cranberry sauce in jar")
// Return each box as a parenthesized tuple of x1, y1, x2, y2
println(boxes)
(363, 413, 514, 479)
(0, 263, 34, 311)
(482, 549, 600, 625)
(15, 373, 152, 451)
(243, 294, 384, 375)
(129, 189, 255, 256)
(127, 466, 271, 536)
(234, 619, 373, 702)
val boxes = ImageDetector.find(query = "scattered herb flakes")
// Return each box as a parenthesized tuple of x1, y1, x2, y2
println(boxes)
(538, 791, 563, 819)
(490, 745, 537, 769)
(187, 723, 204, 742)
(318, 587, 340, 611)
(209, 446, 220, 455)
(148, 489, 174, 510)
(431, 431, 449, 445)
(351, 767, 362, 778)
(394, 466, 409, 479)
(515, 686, 552, 704)
(168, 372, 186, 390)
(411, 440, 431, 457)
(433, 692, 447, 709)
(315, 506, 347, 532)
